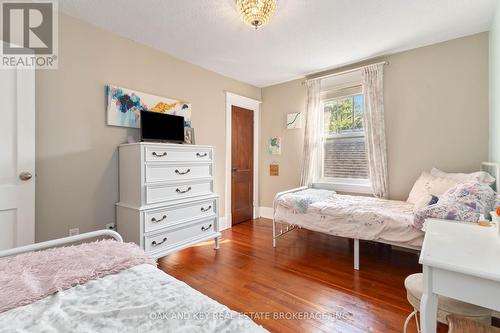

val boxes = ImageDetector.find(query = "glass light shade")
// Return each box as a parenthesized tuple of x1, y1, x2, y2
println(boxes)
(236, 0, 277, 29)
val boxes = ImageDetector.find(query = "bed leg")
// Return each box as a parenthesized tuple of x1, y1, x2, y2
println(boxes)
(354, 239, 360, 270)
(272, 219, 277, 248)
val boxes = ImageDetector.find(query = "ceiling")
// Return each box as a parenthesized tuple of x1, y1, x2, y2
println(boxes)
(58, 0, 497, 87)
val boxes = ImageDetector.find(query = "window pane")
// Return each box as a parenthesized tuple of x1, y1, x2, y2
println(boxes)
(322, 94, 368, 180)
(353, 95, 364, 130)
(326, 97, 354, 135)
(323, 136, 369, 179)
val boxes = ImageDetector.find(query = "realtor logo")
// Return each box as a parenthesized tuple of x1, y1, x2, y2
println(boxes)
(1, 0, 58, 68)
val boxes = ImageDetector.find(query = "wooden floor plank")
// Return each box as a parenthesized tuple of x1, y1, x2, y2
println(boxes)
(158, 218, 447, 333)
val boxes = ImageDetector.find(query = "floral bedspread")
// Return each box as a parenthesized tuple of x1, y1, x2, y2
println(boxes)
(275, 191, 424, 247)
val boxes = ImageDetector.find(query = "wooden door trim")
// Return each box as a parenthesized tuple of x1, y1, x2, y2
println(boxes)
(225, 92, 261, 231)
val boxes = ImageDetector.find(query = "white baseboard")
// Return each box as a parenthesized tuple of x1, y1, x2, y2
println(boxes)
(219, 216, 229, 231)
(258, 207, 273, 219)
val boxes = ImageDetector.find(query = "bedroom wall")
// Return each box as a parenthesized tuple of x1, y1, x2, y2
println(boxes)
(490, 4, 500, 163)
(35, 13, 261, 241)
(260, 32, 489, 207)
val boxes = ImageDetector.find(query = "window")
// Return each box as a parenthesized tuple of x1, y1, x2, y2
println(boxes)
(316, 91, 371, 193)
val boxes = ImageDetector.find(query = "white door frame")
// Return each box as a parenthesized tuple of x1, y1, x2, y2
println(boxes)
(224, 92, 261, 230)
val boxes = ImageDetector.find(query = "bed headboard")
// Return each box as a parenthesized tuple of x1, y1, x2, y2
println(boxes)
(481, 162, 500, 192)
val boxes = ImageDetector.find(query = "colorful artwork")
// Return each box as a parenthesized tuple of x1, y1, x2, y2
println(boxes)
(287, 112, 302, 129)
(106, 85, 192, 128)
(269, 137, 281, 155)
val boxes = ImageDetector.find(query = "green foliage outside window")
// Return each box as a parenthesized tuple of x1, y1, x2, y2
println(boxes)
(324, 95, 364, 135)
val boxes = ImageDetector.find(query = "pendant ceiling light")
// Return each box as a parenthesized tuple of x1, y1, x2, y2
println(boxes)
(236, 0, 277, 29)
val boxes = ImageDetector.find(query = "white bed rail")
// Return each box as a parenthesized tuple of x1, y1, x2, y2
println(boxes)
(0, 229, 123, 259)
(271, 186, 365, 270)
(272, 186, 308, 248)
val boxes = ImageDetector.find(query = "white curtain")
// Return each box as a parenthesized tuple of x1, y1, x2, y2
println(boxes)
(361, 63, 389, 198)
(300, 79, 321, 187)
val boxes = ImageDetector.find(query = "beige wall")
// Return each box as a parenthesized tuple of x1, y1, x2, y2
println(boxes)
(260, 32, 489, 207)
(35, 14, 260, 241)
(260, 79, 306, 206)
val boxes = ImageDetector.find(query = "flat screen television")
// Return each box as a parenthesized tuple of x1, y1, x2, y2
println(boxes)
(140, 111, 185, 143)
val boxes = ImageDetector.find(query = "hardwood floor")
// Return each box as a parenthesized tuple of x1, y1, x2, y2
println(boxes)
(158, 218, 447, 333)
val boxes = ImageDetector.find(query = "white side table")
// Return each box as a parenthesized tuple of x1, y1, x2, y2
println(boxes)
(419, 219, 500, 333)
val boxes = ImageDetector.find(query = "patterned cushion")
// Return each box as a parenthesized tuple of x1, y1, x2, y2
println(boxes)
(413, 201, 479, 229)
(441, 181, 496, 216)
(413, 182, 496, 229)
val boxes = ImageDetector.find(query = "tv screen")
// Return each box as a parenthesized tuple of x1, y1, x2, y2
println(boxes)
(140, 111, 185, 143)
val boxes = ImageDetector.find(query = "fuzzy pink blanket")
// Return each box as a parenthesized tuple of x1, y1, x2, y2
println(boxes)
(0, 240, 155, 313)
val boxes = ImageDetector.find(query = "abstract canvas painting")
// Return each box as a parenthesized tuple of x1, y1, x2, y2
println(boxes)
(269, 137, 281, 155)
(106, 85, 192, 128)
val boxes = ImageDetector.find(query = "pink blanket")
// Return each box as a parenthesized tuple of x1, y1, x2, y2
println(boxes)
(0, 240, 155, 313)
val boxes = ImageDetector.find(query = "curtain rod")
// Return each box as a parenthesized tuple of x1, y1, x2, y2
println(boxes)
(303, 61, 389, 84)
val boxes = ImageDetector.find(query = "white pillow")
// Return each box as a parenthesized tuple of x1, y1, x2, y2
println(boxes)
(430, 168, 495, 185)
(413, 193, 433, 211)
(407, 172, 462, 204)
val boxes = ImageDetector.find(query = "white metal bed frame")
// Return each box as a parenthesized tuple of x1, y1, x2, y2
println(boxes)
(271, 186, 421, 270)
(0, 229, 123, 258)
(272, 163, 499, 271)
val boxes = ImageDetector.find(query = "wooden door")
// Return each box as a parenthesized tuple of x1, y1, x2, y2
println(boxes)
(231, 106, 254, 225)
(0, 64, 35, 250)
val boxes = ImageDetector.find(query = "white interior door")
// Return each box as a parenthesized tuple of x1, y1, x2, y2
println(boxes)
(0, 65, 35, 250)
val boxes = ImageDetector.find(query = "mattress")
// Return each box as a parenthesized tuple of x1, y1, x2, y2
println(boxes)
(275, 190, 424, 247)
(0, 264, 268, 333)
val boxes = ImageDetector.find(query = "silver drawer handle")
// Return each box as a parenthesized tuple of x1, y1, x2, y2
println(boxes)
(176, 186, 192, 194)
(175, 168, 191, 175)
(201, 224, 212, 232)
(200, 205, 212, 212)
(151, 237, 167, 247)
(151, 215, 167, 223)
(152, 152, 167, 157)
(196, 152, 208, 158)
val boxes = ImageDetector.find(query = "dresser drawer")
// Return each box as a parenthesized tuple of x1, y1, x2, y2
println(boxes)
(145, 180, 212, 204)
(145, 146, 212, 163)
(145, 163, 212, 183)
(144, 218, 216, 253)
(144, 199, 216, 233)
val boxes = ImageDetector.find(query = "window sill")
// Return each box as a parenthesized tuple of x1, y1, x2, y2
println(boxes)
(313, 180, 373, 195)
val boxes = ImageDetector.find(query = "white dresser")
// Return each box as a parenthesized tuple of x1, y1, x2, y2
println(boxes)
(116, 142, 220, 258)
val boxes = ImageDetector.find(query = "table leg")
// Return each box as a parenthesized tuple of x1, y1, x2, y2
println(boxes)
(420, 266, 438, 333)
(214, 236, 220, 250)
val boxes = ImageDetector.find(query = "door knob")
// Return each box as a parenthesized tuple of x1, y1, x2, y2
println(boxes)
(231, 168, 237, 176)
(19, 172, 32, 181)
